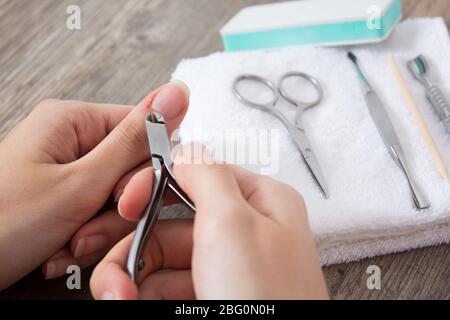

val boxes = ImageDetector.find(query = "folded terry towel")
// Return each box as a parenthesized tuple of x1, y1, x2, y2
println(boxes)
(171, 18, 450, 265)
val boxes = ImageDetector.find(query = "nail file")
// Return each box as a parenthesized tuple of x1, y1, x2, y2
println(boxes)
(220, 0, 402, 52)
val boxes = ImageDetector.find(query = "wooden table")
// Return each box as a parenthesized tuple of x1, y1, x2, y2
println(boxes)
(0, 0, 449, 300)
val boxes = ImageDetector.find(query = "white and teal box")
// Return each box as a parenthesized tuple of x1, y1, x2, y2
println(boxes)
(220, 0, 403, 51)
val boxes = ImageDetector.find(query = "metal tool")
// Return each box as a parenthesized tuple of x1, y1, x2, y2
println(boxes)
(127, 112, 195, 283)
(388, 55, 449, 182)
(407, 54, 450, 133)
(348, 52, 429, 210)
(232, 72, 328, 198)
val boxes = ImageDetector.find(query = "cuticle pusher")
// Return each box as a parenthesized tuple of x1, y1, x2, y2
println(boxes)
(347, 52, 430, 211)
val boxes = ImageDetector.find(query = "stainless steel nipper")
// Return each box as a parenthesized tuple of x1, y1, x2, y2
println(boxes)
(126, 112, 195, 283)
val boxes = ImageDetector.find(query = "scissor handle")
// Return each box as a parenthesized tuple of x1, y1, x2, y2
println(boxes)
(232, 74, 279, 110)
(278, 72, 323, 110)
(233, 74, 303, 136)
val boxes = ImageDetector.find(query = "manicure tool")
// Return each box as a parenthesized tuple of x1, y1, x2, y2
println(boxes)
(126, 112, 196, 283)
(407, 55, 450, 133)
(348, 52, 429, 210)
(387, 54, 449, 182)
(232, 72, 329, 198)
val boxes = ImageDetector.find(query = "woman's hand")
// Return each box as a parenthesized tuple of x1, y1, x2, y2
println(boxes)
(90, 146, 329, 300)
(0, 81, 189, 289)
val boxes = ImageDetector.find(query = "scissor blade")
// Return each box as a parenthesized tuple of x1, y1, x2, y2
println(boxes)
(290, 127, 329, 198)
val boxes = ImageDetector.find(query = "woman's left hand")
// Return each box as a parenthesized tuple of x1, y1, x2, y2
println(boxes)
(0, 81, 189, 289)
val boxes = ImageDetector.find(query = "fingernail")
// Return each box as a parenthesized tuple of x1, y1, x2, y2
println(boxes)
(151, 80, 190, 119)
(73, 235, 109, 258)
(45, 261, 56, 279)
(117, 194, 125, 218)
(170, 79, 190, 97)
(114, 188, 124, 203)
(43, 257, 77, 279)
(101, 292, 115, 300)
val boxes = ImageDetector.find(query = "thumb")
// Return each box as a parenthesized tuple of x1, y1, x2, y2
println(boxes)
(80, 80, 189, 187)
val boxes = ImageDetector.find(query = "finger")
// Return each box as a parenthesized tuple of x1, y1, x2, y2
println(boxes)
(42, 209, 136, 279)
(175, 144, 306, 225)
(71, 103, 133, 157)
(117, 167, 153, 221)
(42, 247, 77, 280)
(15, 101, 134, 163)
(173, 143, 250, 215)
(133, 219, 194, 281)
(42, 246, 110, 280)
(116, 166, 182, 221)
(113, 160, 152, 202)
(32, 101, 133, 136)
(139, 270, 194, 300)
(69, 209, 136, 259)
(90, 234, 139, 300)
(80, 80, 190, 187)
(231, 165, 308, 225)
(90, 219, 193, 299)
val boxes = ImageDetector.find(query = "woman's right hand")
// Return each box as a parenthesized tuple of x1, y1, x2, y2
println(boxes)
(90, 146, 329, 300)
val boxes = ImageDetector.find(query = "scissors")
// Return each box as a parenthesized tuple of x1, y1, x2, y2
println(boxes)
(126, 112, 196, 283)
(232, 72, 329, 198)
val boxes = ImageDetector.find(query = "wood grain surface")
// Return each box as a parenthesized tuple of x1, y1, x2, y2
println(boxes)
(0, 0, 449, 300)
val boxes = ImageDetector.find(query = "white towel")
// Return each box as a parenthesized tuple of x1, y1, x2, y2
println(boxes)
(171, 18, 450, 265)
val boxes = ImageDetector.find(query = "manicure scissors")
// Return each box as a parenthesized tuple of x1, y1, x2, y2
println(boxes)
(232, 72, 329, 198)
(127, 112, 196, 283)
